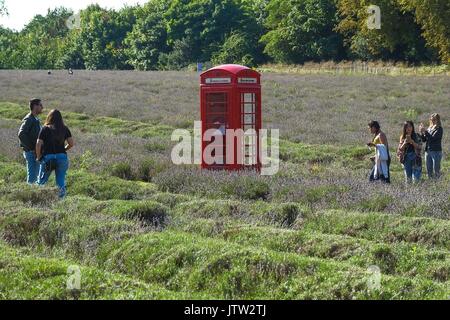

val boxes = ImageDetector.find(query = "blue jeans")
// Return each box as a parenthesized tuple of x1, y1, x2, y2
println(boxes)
(23, 151, 39, 184)
(403, 152, 421, 183)
(425, 151, 442, 179)
(38, 153, 69, 198)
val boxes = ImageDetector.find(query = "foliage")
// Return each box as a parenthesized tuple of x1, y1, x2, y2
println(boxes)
(0, 0, 7, 16)
(261, 0, 345, 63)
(0, 0, 449, 68)
(336, 0, 439, 62)
(124, 1, 169, 70)
(397, 0, 450, 64)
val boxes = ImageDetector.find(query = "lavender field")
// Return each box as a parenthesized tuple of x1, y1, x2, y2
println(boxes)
(0, 70, 449, 299)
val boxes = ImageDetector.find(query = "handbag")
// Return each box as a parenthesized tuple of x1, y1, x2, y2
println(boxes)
(396, 142, 405, 164)
(415, 150, 422, 168)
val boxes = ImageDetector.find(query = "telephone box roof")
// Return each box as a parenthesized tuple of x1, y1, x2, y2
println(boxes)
(206, 64, 251, 75)
(201, 64, 261, 82)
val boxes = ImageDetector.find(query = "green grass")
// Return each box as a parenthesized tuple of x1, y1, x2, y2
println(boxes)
(3, 200, 445, 299)
(0, 176, 448, 299)
(0, 102, 175, 139)
(0, 160, 158, 200)
(302, 210, 450, 249)
(0, 98, 448, 300)
(0, 241, 197, 300)
(279, 139, 372, 169)
(180, 219, 449, 283)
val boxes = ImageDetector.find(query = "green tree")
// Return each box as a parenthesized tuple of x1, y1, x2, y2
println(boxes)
(16, 7, 72, 69)
(211, 32, 258, 67)
(163, 0, 261, 66)
(57, 29, 85, 69)
(398, 0, 450, 64)
(0, 0, 7, 16)
(124, 0, 169, 70)
(79, 5, 137, 70)
(0, 28, 19, 68)
(261, 0, 345, 64)
(336, 0, 439, 62)
(157, 34, 197, 70)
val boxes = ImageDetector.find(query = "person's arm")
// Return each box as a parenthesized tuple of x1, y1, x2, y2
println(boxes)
(18, 117, 33, 149)
(399, 138, 408, 151)
(424, 127, 443, 143)
(64, 127, 74, 151)
(65, 137, 74, 151)
(379, 132, 389, 147)
(36, 139, 43, 160)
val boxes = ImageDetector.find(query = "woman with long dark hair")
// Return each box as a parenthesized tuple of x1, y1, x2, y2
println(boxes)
(397, 121, 422, 184)
(419, 113, 443, 179)
(36, 109, 74, 198)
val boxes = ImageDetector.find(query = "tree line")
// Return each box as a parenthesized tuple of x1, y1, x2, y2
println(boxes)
(0, 0, 448, 70)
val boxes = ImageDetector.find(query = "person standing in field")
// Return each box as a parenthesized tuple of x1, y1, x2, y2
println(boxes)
(397, 121, 422, 184)
(419, 113, 443, 179)
(36, 109, 74, 198)
(367, 120, 391, 183)
(18, 98, 44, 184)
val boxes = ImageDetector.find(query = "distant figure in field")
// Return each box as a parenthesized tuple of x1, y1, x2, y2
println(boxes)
(419, 113, 443, 179)
(397, 121, 422, 184)
(68, 68, 73, 75)
(367, 120, 390, 183)
(18, 98, 44, 184)
(47, 70, 52, 75)
(36, 109, 75, 198)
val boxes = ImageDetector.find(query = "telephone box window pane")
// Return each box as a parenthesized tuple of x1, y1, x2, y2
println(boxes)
(209, 103, 227, 113)
(244, 135, 256, 145)
(208, 115, 226, 125)
(244, 156, 257, 165)
(244, 114, 255, 124)
(207, 93, 227, 103)
(243, 93, 254, 103)
(244, 103, 254, 113)
(243, 125, 255, 132)
(244, 145, 256, 156)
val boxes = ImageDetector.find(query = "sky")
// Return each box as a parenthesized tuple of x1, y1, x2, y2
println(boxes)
(0, 0, 148, 31)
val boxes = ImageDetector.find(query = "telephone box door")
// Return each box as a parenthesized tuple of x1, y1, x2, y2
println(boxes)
(238, 89, 261, 168)
(201, 88, 233, 168)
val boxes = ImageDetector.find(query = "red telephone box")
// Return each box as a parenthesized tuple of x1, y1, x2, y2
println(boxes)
(200, 64, 262, 171)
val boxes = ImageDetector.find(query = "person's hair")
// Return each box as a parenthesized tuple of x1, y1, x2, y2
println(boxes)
(368, 120, 380, 132)
(430, 113, 442, 128)
(401, 121, 416, 140)
(44, 109, 66, 144)
(29, 98, 41, 111)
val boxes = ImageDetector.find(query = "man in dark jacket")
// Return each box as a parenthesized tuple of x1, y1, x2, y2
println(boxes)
(18, 98, 44, 184)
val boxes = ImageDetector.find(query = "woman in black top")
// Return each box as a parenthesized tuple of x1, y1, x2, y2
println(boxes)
(419, 113, 443, 179)
(397, 121, 422, 184)
(36, 109, 74, 198)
